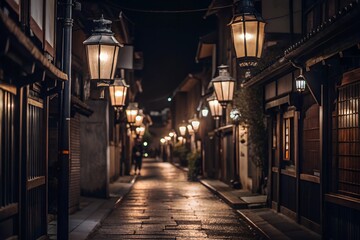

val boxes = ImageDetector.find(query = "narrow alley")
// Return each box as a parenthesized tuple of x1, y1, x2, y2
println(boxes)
(89, 159, 261, 240)
(1, 1, 360, 239)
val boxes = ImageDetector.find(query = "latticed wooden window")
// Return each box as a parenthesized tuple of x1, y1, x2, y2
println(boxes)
(283, 118, 291, 161)
(336, 82, 360, 198)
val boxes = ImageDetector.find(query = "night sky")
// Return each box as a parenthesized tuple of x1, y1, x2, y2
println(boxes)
(107, 1, 215, 111)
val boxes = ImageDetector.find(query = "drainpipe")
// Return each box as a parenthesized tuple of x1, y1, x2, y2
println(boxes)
(58, 0, 72, 239)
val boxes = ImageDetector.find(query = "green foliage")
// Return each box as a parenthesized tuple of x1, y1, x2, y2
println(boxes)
(173, 143, 189, 166)
(173, 143, 188, 159)
(142, 130, 152, 145)
(187, 151, 200, 181)
(234, 85, 267, 169)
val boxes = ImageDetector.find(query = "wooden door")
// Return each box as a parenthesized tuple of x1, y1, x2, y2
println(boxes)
(0, 85, 19, 239)
(21, 86, 48, 239)
(271, 109, 299, 220)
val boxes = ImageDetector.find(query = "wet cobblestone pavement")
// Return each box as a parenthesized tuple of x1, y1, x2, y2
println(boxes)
(89, 159, 262, 240)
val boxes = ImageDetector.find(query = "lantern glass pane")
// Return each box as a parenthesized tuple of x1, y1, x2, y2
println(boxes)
(213, 81, 235, 102)
(99, 45, 118, 79)
(179, 126, 187, 136)
(112, 46, 119, 79)
(86, 45, 100, 79)
(244, 20, 258, 57)
(231, 19, 245, 58)
(216, 103, 222, 116)
(257, 22, 266, 58)
(229, 81, 235, 101)
(115, 86, 127, 106)
(208, 99, 217, 116)
(126, 109, 138, 123)
(109, 85, 127, 106)
(201, 108, 209, 117)
(191, 120, 200, 131)
(208, 99, 223, 117)
(213, 81, 224, 101)
(296, 79, 306, 92)
(109, 86, 115, 106)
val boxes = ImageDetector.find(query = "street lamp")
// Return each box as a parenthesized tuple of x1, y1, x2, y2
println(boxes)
(179, 121, 187, 136)
(295, 71, 306, 92)
(160, 138, 166, 144)
(126, 102, 139, 124)
(290, 61, 306, 92)
(178, 136, 184, 143)
(201, 106, 209, 117)
(211, 65, 235, 107)
(135, 124, 145, 137)
(108, 77, 129, 111)
(207, 93, 223, 119)
(190, 114, 200, 132)
(230, 0, 266, 67)
(169, 129, 176, 138)
(134, 109, 144, 127)
(83, 15, 122, 86)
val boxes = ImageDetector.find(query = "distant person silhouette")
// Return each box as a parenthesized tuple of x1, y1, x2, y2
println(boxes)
(132, 140, 143, 175)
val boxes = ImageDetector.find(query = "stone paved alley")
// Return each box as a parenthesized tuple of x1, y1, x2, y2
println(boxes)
(89, 159, 262, 240)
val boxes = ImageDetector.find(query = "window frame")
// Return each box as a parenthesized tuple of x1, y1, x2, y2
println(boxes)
(281, 109, 298, 172)
(28, 0, 55, 56)
(333, 79, 360, 199)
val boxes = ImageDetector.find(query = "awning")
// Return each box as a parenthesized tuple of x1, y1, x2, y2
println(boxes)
(244, 2, 360, 88)
(71, 96, 93, 117)
(196, 32, 217, 63)
(0, 9, 68, 84)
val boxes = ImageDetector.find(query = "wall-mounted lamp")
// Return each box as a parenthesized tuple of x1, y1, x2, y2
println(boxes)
(169, 129, 176, 138)
(230, 0, 266, 67)
(108, 77, 129, 111)
(211, 65, 235, 107)
(206, 93, 223, 119)
(133, 109, 145, 127)
(83, 15, 122, 86)
(179, 121, 187, 136)
(291, 61, 306, 92)
(190, 114, 200, 132)
(295, 71, 306, 92)
(125, 102, 139, 124)
(135, 124, 145, 137)
(201, 106, 209, 117)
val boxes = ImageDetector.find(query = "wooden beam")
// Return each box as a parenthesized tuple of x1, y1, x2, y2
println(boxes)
(0, 203, 18, 221)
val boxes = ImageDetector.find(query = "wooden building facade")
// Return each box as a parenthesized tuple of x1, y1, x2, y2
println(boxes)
(244, 0, 360, 238)
(0, 0, 68, 238)
(0, 0, 138, 238)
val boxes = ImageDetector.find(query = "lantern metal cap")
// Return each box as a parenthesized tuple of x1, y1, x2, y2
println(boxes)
(211, 65, 235, 83)
(113, 77, 129, 87)
(127, 102, 138, 110)
(190, 113, 199, 121)
(92, 15, 114, 35)
(230, 0, 265, 24)
(83, 15, 123, 47)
